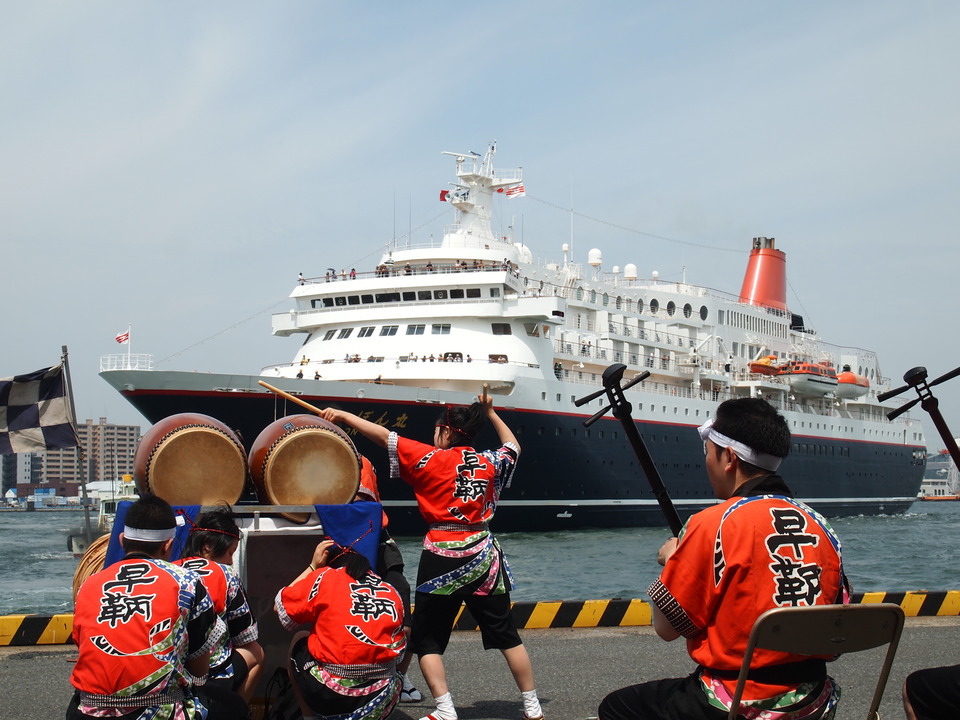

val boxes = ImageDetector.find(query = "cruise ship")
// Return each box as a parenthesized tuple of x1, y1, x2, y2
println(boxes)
(100, 144, 926, 533)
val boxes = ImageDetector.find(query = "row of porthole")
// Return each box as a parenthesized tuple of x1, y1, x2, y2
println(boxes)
(574, 288, 710, 321)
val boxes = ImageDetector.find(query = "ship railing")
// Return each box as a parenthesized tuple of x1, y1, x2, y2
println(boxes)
(99, 354, 153, 372)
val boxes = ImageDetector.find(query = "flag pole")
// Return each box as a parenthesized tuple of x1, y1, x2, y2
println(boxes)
(61, 345, 93, 546)
(126, 324, 131, 367)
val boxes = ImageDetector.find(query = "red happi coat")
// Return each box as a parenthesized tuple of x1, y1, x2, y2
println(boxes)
(71, 556, 222, 701)
(276, 565, 405, 669)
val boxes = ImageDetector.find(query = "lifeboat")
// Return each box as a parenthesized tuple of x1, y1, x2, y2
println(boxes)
(777, 361, 838, 396)
(836, 370, 870, 399)
(748, 355, 784, 376)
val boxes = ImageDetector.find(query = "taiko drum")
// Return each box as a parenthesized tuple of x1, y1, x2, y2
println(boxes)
(248, 414, 361, 523)
(133, 413, 248, 506)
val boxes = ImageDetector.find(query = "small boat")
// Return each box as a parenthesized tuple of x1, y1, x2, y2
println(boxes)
(836, 365, 870, 399)
(777, 361, 838, 396)
(748, 355, 784, 376)
(66, 478, 139, 557)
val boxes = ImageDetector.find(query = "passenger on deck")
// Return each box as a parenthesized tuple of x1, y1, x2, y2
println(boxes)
(598, 398, 849, 720)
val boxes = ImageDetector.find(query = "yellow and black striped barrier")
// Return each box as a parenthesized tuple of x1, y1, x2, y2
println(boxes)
(5, 592, 960, 647)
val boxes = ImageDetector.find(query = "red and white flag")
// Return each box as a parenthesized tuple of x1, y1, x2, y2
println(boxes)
(115, 330, 130, 344)
(505, 184, 526, 199)
(439, 190, 450, 202)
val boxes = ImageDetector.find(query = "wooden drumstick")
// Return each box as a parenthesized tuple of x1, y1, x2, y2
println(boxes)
(481, 383, 489, 402)
(258, 380, 324, 415)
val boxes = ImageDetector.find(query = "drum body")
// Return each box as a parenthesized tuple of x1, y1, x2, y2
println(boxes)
(249, 414, 361, 522)
(134, 413, 248, 507)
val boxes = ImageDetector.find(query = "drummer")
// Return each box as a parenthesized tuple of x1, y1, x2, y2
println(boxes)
(320, 394, 545, 720)
(175, 506, 265, 705)
(354, 455, 423, 704)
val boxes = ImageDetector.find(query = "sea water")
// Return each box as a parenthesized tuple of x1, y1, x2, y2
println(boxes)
(2, 502, 959, 616)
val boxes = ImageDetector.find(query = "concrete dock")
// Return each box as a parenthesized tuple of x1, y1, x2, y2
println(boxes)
(3, 617, 958, 720)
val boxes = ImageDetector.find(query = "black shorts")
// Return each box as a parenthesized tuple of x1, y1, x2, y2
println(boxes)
(905, 664, 960, 719)
(289, 636, 391, 716)
(598, 673, 831, 720)
(207, 649, 249, 692)
(378, 537, 412, 626)
(410, 591, 522, 655)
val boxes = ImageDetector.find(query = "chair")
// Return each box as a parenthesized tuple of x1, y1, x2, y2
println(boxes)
(727, 603, 905, 720)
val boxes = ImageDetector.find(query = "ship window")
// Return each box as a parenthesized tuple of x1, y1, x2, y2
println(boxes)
(489, 354, 508, 363)
(556, 394, 561, 402)
(337, 328, 353, 339)
(347, 296, 360, 306)
(402, 291, 416, 301)
(361, 294, 374, 304)
(418, 290, 432, 300)
(524, 323, 540, 337)
(358, 326, 375, 338)
(434, 289, 448, 300)
(616, 296, 622, 310)
(541, 392, 546, 400)
(591, 290, 597, 303)
(602, 293, 609, 306)
(406, 324, 425, 336)
(490, 288, 500, 298)
(450, 289, 465, 299)
(576, 287, 584, 300)
(443, 352, 462, 361)
(637, 299, 644, 314)
(380, 325, 399, 336)
(323, 330, 336, 341)
(683, 303, 692, 318)
(466, 288, 481, 298)
(491, 323, 512, 335)
(432, 324, 451, 335)
(667, 301, 676, 316)
(649, 299, 659, 314)
(335, 296, 347, 306)
(375, 292, 401, 303)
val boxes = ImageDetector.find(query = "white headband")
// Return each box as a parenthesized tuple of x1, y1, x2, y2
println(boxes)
(698, 419, 784, 472)
(123, 514, 184, 542)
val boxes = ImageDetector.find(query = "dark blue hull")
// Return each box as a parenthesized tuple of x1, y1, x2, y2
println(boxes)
(114, 386, 925, 535)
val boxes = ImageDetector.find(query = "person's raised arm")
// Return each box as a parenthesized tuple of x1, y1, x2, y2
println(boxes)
(478, 392, 519, 452)
(320, 408, 390, 447)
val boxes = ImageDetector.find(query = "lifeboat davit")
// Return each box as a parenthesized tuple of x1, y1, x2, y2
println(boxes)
(777, 361, 838, 396)
(836, 370, 870, 399)
(749, 355, 784, 376)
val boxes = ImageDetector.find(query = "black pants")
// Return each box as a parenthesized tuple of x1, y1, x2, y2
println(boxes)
(66, 686, 247, 720)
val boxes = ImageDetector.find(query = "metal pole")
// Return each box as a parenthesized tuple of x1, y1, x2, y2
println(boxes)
(62, 345, 93, 546)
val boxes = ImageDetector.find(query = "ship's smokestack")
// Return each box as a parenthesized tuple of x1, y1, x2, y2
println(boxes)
(738, 237, 787, 311)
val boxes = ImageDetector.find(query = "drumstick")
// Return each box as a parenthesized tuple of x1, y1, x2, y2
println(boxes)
(258, 380, 324, 415)
(481, 383, 489, 402)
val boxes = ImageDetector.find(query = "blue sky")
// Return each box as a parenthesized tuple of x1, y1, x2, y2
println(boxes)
(3, 1, 960, 449)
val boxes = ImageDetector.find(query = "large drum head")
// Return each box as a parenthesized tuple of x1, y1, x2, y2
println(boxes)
(249, 415, 361, 523)
(135, 413, 248, 507)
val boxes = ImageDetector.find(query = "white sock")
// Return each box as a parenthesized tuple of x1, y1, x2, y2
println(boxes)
(423, 691, 457, 720)
(522, 689, 543, 718)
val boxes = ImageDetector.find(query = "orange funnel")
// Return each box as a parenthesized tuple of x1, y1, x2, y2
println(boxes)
(738, 237, 787, 311)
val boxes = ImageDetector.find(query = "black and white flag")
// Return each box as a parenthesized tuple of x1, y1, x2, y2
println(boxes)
(0, 364, 79, 454)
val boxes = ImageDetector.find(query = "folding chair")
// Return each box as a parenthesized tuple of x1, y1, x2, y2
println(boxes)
(727, 603, 905, 720)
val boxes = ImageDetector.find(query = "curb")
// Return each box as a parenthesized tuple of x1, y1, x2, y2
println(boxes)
(6, 591, 960, 647)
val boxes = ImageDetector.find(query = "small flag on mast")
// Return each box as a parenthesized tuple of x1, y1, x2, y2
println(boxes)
(504, 184, 526, 199)
(115, 330, 130, 344)
(0, 364, 79, 454)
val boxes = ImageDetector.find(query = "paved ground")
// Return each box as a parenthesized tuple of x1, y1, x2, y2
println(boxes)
(5, 618, 957, 720)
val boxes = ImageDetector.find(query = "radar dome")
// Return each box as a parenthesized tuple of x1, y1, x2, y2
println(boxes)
(624, 263, 638, 280)
(652, 270, 659, 280)
(514, 243, 533, 264)
(587, 248, 603, 267)
(562, 243, 570, 252)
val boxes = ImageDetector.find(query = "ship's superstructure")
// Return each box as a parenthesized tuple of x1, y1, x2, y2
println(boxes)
(101, 144, 926, 532)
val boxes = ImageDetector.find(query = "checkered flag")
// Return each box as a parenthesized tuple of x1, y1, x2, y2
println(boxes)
(0, 364, 79, 454)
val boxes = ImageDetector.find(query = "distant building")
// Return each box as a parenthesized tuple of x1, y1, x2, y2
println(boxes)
(1, 417, 141, 496)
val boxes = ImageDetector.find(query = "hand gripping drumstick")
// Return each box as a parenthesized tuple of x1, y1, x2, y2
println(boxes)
(258, 380, 325, 416)
(481, 383, 489, 403)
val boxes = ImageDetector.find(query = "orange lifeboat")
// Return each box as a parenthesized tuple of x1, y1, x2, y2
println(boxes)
(748, 355, 784, 376)
(836, 370, 870, 399)
(777, 361, 838, 395)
